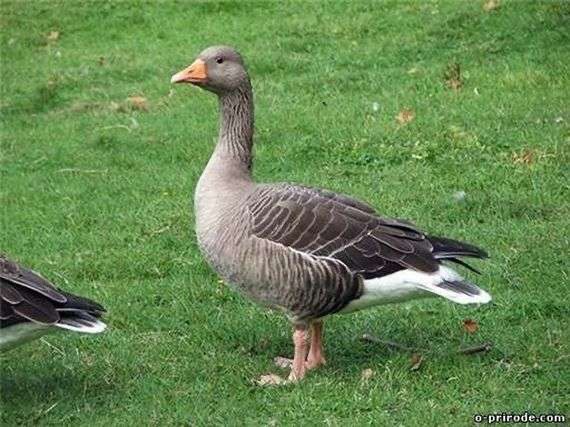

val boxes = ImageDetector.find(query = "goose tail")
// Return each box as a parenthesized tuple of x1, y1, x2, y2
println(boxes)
(54, 291, 107, 334)
(416, 266, 492, 305)
(56, 312, 106, 334)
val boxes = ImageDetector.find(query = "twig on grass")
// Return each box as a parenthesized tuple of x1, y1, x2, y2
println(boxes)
(40, 338, 65, 356)
(360, 333, 418, 352)
(98, 124, 133, 133)
(362, 333, 493, 356)
(57, 168, 108, 174)
(457, 342, 493, 355)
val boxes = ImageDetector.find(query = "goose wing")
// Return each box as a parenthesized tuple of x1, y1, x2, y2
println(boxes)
(0, 255, 105, 328)
(247, 184, 439, 279)
(0, 255, 68, 326)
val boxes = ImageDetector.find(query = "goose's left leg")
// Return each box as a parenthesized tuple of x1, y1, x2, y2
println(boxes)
(274, 321, 327, 373)
(288, 324, 309, 382)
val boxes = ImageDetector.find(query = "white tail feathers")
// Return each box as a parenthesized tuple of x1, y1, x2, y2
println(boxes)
(341, 265, 491, 313)
(416, 265, 492, 305)
(55, 313, 107, 334)
(416, 279, 492, 305)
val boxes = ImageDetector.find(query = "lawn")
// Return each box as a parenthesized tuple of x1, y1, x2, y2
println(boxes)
(1, 0, 568, 425)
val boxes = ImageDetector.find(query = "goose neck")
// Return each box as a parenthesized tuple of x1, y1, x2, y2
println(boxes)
(215, 83, 254, 171)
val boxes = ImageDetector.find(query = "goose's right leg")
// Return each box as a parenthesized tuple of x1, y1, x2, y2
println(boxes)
(306, 321, 326, 370)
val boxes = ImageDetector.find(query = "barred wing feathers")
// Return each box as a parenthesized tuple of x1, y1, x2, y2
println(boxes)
(1, 255, 106, 350)
(247, 184, 438, 279)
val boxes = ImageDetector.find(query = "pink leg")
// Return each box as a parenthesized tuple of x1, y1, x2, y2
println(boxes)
(306, 321, 326, 370)
(288, 325, 309, 382)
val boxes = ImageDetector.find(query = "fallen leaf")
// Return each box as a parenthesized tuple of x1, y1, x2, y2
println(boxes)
(483, 0, 500, 12)
(46, 31, 60, 43)
(396, 108, 415, 125)
(410, 353, 423, 371)
(463, 319, 479, 334)
(512, 149, 534, 165)
(444, 62, 462, 91)
(256, 374, 287, 386)
(127, 96, 149, 111)
(361, 368, 375, 380)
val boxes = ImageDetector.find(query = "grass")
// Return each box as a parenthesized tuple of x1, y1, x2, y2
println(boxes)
(1, 0, 568, 425)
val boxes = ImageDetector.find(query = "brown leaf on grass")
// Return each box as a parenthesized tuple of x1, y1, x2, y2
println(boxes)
(127, 96, 149, 111)
(46, 31, 60, 43)
(361, 368, 375, 380)
(463, 319, 479, 334)
(396, 108, 415, 125)
(483, 0, 500, 12)
(512, 149, 534, 165)
(444, 63, 462, 91)
(410, 353, 423, 371)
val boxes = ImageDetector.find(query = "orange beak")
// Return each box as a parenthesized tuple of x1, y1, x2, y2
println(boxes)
(171, 59, 207, 84)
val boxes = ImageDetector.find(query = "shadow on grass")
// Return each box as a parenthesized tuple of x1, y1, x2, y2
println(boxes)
(0, 364, 119, 423)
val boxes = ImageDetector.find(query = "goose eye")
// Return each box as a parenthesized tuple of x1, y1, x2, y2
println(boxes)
(216, 57, 224, 64)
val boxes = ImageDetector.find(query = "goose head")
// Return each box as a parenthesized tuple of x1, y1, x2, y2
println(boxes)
(171, 45, 249, 95)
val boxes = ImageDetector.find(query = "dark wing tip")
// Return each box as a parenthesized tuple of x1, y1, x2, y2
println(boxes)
(429, 235, 489, 260)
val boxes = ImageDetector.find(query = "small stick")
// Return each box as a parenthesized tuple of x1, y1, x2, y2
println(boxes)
(57, 168, 108, 174)
(40, 338, 65, 356)
(98, 124, 132, 133)
(458, 342, 493, 355)
(361, 333, 417, 352)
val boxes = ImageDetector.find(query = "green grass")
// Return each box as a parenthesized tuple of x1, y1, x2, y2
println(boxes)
(1, 0, 569, 425)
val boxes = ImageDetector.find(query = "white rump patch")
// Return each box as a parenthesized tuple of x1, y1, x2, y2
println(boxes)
(340, 265, 491, 314)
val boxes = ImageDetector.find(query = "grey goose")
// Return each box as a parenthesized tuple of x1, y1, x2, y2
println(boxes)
(0, 254, 106, 352)
(171, 46, 491, 382)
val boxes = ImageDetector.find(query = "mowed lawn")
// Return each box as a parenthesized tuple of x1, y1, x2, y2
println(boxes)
(1, 0, 568, 425)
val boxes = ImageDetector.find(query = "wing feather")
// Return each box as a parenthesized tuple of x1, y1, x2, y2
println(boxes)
(1, 281, 23, 304)
(1, 255, 105, 329)
(247, 184, 439, 277)
(0, 257, 67, 303)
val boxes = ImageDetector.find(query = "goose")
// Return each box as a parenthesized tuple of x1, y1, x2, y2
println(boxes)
(0, 254, 106, 352)
(171, 46, 491, 382)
